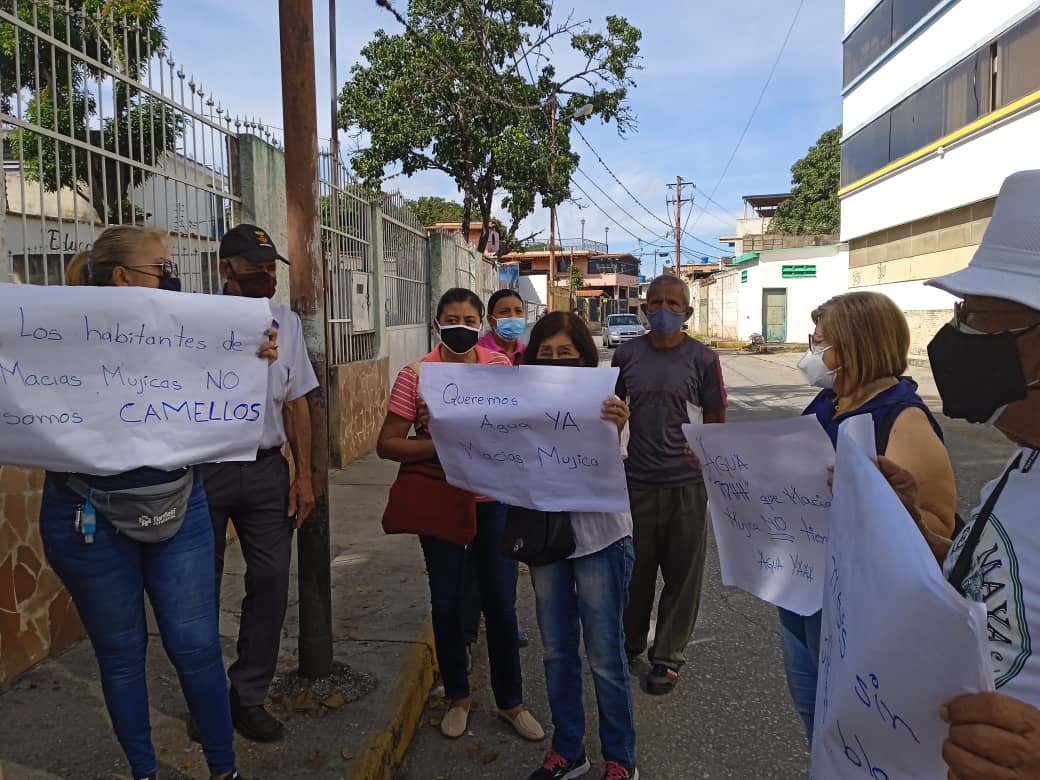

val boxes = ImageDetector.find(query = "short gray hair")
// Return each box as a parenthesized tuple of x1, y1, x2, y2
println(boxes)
(647, 275, 690, 307)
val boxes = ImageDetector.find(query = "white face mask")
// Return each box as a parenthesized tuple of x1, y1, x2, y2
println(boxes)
(798, 346, 840, 390)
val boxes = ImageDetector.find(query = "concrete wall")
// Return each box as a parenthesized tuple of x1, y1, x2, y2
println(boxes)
(0, 466, 81, 685)
(233, 135, 291, 306)
(329, 358, 390, 469)
(738, 246, 850, 342)
(386, 326, 430, 380)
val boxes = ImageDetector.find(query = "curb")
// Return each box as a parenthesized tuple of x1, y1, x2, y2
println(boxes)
(348, 623, 437, 780)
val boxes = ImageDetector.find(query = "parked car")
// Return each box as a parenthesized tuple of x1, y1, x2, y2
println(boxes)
(602, 313, 647, 348)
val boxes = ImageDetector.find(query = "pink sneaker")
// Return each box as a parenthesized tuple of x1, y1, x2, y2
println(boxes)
(602, 761, 639, 780)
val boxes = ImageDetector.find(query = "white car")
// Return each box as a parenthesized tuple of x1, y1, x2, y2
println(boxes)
(602, 314, 647, 348)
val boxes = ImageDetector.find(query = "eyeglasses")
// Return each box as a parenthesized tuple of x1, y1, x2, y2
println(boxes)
(125, 260, 179, 279)
(953, 301, 1040, 335)
(808, 333, 830, 353)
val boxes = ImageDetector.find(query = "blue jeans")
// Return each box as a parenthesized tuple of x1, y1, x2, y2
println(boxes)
(778, 607, 822, 745)
(419, 501, 523, 707)
(531, 538, 636, 767)
(40, 472, 235, 778)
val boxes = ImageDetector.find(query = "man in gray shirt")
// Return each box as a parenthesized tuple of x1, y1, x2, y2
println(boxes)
(613, 275, 727, 695)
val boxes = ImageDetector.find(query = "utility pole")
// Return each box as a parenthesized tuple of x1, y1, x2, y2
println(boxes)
(580, 218, 585, 247)
(279, 0, 333, 678)
(604, 226, 609, 253)
(547, 92, 558, 313)
(667, 177, 695, 279)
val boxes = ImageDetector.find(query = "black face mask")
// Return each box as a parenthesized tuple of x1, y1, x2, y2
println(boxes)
(927, 323, 1039, 423)
(530, 357, 584, 367)
(159, 275, 181, 292)
(437, 324, 480, 355)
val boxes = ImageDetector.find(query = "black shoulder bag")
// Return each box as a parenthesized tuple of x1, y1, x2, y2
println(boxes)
(946, 453, 1023, 594)
(500, 506, 575, 567)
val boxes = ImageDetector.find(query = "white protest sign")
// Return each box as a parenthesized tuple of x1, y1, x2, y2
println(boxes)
(683, 417, 835, 615)
(811, 426, 992, 780)
(0, 283, 273, 475)
(420, 363, 629, 512)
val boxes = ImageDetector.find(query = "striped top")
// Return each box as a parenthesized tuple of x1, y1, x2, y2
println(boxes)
(388, 345, 512, 424)
(388, 345, 512, 505)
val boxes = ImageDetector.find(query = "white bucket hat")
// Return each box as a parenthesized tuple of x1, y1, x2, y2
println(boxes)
(927, 170, 1040, 310)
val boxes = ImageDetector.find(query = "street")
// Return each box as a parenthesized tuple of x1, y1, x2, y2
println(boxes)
(398, 348, 1015, 780)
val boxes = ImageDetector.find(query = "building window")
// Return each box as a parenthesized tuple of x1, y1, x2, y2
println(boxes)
(781, 265, 816, 278)
(998, 11, 1040, 106)
(740, 270, 748, 283)
(841, 8, 1039, 189)
(844, 0, 945, 87)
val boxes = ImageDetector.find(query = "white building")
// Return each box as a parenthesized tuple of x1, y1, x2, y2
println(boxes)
(840, 0, 1040, 360)
(4, 152, 230, 292)
(691, 243, 849, 343)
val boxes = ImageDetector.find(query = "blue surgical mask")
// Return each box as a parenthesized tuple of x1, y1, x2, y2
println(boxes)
(494, 317, 526, 341)
(647, 308, 686, 334)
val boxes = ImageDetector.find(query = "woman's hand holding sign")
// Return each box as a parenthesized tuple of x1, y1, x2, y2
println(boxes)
(941, 692, 1040, 780)
(600, 395, 630, 440)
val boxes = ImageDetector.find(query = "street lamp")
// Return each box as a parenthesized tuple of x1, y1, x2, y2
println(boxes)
(604, 226, 609, 253)
(548, 100, 594, 312)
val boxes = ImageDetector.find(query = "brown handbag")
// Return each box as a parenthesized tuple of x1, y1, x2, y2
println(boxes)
(381, 460, 478, 546)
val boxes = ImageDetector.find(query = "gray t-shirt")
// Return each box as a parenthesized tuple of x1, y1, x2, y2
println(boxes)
(613, 335, 727, 486)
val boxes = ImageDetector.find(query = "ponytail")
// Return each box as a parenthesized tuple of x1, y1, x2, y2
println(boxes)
(66, 249, 90, 285)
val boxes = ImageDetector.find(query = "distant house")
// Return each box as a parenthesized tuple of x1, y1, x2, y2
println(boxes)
(501, 243, 640, 325)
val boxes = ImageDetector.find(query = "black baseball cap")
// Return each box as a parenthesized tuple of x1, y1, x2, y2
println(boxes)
(219, 224, 289, 264)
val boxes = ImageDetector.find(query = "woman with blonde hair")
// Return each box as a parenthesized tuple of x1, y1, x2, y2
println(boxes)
(39, 225, 273, 780)
(782, 291, 957, 742)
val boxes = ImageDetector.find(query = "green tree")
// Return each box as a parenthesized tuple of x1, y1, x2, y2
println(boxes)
(407, 196, 465, 226)
(0, 1, 182, 224)
(768, 125, 842, 236)
(339, 0, 641, 252)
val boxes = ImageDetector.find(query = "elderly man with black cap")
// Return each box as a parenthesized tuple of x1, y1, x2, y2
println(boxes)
(198, 224, 319, 743)
(878, 170, 1040, 778)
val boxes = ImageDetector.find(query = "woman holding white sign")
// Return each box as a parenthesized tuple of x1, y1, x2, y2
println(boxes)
(36, 225, 275, 780)
(377, 288, 545, 744)
(779, 291, 956, 745)
(519, 312, 640, 780)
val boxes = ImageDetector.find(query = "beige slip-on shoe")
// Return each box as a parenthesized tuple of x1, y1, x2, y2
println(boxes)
(440, 702, 470, 739)
(498, 707, 545, 741)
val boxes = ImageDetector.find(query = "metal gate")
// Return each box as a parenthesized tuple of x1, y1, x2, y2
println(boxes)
(1, 2, 253, 291)
(762, 288, 788, 343)
(319, 150, 376, 364)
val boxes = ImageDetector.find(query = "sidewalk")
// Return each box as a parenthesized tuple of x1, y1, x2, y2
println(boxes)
(0, 453, 435, 780)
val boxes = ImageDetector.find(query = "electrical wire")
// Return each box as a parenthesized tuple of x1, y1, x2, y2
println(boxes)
(689, 0, 806, 231)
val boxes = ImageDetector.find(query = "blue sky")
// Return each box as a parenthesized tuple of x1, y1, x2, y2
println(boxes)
(162, 0, 843, 277)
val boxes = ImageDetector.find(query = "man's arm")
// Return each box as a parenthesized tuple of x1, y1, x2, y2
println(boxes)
(700, 355, 728, 424)
(283, 394, 315, 527)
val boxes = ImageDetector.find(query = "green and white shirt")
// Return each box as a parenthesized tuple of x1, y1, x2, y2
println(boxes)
(945, 448, 1040, 703)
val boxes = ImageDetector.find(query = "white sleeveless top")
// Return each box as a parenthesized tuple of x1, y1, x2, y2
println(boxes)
(944, 448, 1040, 704)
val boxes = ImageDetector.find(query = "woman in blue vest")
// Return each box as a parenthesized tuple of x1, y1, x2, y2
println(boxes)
(783, 291, 957, 743)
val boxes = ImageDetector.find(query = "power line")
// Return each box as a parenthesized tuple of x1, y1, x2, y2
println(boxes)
(574, 126, 731, 255)
(689, 0, 806, 231)
(570, 177, 725, 261)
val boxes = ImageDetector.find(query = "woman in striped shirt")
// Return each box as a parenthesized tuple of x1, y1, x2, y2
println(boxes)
(376, 288, 545, 744)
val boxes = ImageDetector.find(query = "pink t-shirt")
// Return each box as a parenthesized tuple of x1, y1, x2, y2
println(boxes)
(477, 331, 525, 365)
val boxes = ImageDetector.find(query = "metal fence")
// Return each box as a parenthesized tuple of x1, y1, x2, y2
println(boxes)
(448, 231, 498, 306)
(0, 2, 262, 291)
(318, 149, 376, 364)
(380, 192, 428, 328)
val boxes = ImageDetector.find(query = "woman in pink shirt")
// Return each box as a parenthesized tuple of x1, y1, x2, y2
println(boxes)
(477, 289, 527, 365)
(377, 288, 544, 744)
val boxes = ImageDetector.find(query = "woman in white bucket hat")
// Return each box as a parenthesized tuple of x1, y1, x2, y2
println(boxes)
(881, 169, 1040, 778)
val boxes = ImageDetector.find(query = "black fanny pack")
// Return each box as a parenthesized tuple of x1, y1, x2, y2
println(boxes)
(500, 506, 575, 567)
(65, 469, 194, 543)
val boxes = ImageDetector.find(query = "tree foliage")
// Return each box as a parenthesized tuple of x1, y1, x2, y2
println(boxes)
(339, 0, 642, 251)
(768, 125, 842, 236)
(0, 1, 181, 224)
(407, 196, 466, 226)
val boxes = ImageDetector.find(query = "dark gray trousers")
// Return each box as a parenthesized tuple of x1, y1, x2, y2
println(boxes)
(201, 454, 293, 706)
(623, 481, 709, 671)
